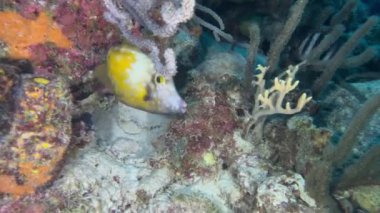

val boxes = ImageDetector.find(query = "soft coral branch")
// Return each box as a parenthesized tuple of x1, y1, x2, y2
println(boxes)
(243, 63, 312, 140)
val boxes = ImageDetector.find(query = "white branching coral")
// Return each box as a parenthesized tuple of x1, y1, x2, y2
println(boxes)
(103, 0, 196, 77)
(243, 63, 312, 140)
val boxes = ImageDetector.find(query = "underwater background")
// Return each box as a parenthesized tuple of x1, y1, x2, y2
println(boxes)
(0, 0, 379, 212)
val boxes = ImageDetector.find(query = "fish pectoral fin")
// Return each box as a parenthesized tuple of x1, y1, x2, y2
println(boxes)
(94, 63, 113, 90)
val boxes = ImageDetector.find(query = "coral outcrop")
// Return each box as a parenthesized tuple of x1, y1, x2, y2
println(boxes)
(0, 64, 72, 196)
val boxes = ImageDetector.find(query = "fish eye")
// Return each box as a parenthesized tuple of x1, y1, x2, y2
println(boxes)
(155, 75, 166, 84)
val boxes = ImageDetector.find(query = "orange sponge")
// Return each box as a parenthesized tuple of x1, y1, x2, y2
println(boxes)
(0, 11, 72, 59)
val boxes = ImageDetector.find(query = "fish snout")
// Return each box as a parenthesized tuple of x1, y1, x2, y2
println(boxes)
(178, 99, 187, 114)
(163, 95, 187, 114)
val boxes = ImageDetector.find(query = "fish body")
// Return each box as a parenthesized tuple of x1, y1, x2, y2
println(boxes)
(103, 44, 186, 114)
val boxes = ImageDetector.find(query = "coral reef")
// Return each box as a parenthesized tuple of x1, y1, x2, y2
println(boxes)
(343, 185, 380, 213)
(263, 86, 380, 211)
(256, 173, 316, 212)
(48, 0, 121, 81)
(0, 0, 379, 212)
(157, 75, 239, 178)
(29, 53, 316, 212)
(0, 63, 72, 196)
(0, 0, 121, 83)
(155, 51, 247, 179)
